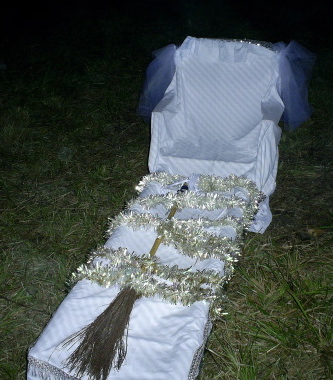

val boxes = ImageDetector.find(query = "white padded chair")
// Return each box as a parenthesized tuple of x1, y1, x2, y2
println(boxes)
(144, 37, 315, 232)
(149, 37, 284, 190)
(148, 37, 285, 232)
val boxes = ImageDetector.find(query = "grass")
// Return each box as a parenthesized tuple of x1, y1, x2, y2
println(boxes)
(200, 233, 333, 379)
(1, 2, 333, 379)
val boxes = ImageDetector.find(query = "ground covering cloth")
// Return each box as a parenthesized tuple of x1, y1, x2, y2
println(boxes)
(27, 37, 315, 380)
(27, 173, 264, 380)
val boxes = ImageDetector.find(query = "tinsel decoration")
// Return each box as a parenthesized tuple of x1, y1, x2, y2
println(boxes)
(61, 183, 188, 380)
(70, 247, 226, 308)
(59, 174, 264, 380)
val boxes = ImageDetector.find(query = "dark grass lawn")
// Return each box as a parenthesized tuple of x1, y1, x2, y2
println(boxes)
(1, 1, 333, 379)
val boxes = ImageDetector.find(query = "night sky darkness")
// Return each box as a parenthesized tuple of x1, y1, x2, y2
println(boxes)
(1, 0, 331, 60)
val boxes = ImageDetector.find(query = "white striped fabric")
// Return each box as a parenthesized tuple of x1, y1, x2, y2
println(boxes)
(149, 37, 283, 190)
(27, 204, 222, 380)
(28, 279, 210, 380)
(149, 37, 284, 233)
(27, 36, 285, 380)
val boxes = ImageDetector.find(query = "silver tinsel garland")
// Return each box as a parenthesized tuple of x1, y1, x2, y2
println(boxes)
(156, 219, 241, 260)
(68, 173, 264, 312)
(107, 212, 243, 261)
(71, 247, 228, 308)
(108, 212, 244, 237)
(135, 173, 187, 192)
(128, 190, 261, 229)
(135, 172, 263, 202)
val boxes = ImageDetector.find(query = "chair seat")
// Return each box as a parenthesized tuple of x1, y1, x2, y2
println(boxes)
(161, 139, 256, 162)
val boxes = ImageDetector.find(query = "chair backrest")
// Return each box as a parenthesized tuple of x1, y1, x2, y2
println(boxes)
(148, 38, 286, 194)
(166, 37, 284, 143)
(146, 37, 314, 232)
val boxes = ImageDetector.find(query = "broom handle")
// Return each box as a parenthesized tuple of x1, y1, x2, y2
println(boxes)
(149, 204, 178, 257)
(149, 183, 187, 257)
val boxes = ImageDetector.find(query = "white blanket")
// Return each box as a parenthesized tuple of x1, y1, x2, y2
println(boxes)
(28, 173, 262, 380)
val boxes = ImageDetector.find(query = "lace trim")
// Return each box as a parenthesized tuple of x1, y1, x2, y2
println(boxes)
(188, 318, 213, 379)
(28, 356, 78, 380)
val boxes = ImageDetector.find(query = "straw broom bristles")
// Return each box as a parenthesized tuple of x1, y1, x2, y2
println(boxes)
(62, 183, 188, 380)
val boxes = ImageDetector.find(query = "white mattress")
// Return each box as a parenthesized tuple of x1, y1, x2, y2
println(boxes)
(27, 173, 262, 380)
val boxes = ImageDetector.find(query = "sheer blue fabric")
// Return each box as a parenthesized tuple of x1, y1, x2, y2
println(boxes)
(137, 39, 316, 130)
(273, 40, 316, 131)
(137, 44, 177, 120)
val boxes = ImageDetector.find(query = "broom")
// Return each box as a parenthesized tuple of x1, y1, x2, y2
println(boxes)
(62, 183, 188, 380)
